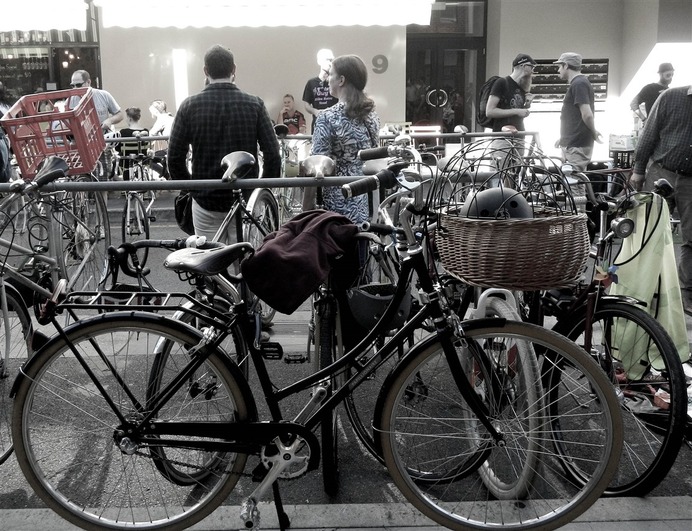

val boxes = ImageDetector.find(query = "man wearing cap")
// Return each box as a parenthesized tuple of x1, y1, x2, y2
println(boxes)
(485, 53, 535, 132)
(630, 84, 692, 317)
(630, 63, 675, 123)
(554, 52, 602, 171)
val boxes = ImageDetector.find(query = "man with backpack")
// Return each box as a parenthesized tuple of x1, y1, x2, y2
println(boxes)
(480, 53, 536, 132)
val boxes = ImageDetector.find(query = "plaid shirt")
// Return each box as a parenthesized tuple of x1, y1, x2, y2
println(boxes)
(634, 85, 692, 175)
(168, 83, 280, 211)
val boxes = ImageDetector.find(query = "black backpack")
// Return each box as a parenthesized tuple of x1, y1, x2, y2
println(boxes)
(476, 75, 502, 128)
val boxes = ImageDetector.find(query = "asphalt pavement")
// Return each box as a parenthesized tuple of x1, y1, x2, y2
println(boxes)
(1, 191, 691, 530)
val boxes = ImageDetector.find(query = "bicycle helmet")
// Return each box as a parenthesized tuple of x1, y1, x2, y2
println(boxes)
(347, 283, 412, 330)
(459, 187, 533, 219)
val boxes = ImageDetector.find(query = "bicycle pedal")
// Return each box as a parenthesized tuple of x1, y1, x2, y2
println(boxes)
(260, 342, 283, 360)
(284, 353, 308, 364)
(149, 216, 156, 222)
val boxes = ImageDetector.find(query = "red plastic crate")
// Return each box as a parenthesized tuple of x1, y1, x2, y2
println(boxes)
(0, 87, 105, 178)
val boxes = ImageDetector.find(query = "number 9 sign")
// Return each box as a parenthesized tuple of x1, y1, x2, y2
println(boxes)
(372, 55, 388, 74)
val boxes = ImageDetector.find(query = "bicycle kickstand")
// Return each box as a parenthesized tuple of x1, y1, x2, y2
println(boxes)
(273, 482, 291, 531)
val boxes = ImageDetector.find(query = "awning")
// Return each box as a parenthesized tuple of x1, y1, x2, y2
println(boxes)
(94, 0, 433, 28)
(0, 0, 87, 32)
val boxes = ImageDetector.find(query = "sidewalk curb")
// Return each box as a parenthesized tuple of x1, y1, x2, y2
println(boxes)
(2, 497, 691, 531)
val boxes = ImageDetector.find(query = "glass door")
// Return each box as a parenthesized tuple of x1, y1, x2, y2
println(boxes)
(407, 40, 480, 132)
(406, 1, 486, 132)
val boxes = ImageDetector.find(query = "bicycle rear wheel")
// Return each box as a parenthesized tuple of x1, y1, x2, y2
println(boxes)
(0, 284, 32, 465)
(377, 320, 622, 531)
(552, 299, 686, 496)
(146, 302, 250, 484)
(243, 188, 279, 327)
(121, 194, 150, 268)
(12, 314, 253, 530)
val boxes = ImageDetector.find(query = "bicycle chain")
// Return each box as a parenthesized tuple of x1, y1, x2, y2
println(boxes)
(131, 447, 306, 481)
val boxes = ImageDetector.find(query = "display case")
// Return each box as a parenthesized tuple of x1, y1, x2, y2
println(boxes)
(530, 58, 609, 103)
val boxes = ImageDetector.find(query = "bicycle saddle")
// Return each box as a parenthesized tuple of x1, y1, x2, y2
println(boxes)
(274, 123, 289, 139)
(221, 151, 256, 182)
(163, 242, 254, 276)
(34, 156, 69, 184)
(300, 155, 335, 177)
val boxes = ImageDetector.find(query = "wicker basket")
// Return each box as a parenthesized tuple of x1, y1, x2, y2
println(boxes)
(436, 213, 590, 290)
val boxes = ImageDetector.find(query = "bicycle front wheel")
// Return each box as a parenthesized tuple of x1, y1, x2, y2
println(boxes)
(0, 284, 32, 465)
(121, 194, 150, 267)
(12, 313, 253, 530)
(314, 295, 340, 496)
(377, 320, 622, 531)
(61, 175, 111, 291)
(553, 298, 686, 496)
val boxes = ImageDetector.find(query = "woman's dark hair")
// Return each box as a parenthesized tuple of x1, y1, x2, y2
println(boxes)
(204, 45, 234, 80)
(126, 107, 142, 122)
(332, 55, 375, 121)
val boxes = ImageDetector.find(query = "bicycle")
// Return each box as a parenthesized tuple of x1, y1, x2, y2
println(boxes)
(518, 169, 687, 497)
(0, 156, 110, 464)
(430, 137, 687, 497)
(114, 133, 163, 268)
(11, 155, 623, 531)
(273, 124, 309, 224)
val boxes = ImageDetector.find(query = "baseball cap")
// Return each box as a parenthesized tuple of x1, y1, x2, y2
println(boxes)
(658, 62, 674, 73)
(554, 52, 582, 69)
(513, 53, 537, 68)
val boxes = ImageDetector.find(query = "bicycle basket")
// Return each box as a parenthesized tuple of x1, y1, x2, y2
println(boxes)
(436, 213, 590, 291)
(347, 282, 412, 330)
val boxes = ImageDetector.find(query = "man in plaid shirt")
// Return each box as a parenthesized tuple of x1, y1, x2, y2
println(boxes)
(168, 45, 280, 242)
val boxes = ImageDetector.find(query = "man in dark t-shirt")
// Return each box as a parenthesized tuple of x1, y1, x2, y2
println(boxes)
(486, 53, 536, 132)
(630, 62, 674, 122)
(302, 48, 338, 132)
(554, 52, 602, 171)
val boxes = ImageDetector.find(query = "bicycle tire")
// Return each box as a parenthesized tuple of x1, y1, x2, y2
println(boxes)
(61, 175, 111, 292)
(377, 320, 622, 531)
(315, 296, 339, 496)
(0, 285, 32, 465)
(121, 194, 150, 268)
(12, 313, 254, 530)
(243, 188, 279, 327)
(473, 296, 543, 499)
(552, 298, 686, 496)
(146, 301, 250, 485)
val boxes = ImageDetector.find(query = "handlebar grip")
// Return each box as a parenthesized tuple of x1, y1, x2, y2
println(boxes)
(358, 146, 391, 161)
(342, 168, 399, 198)
(364, 222, 403, 236)
(342, 176, 379, 199)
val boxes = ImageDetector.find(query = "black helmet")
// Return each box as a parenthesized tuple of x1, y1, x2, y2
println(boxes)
(459, 187, 533, 219)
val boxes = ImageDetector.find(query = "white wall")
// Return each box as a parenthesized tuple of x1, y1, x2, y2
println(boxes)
(99, 24, 406, 130)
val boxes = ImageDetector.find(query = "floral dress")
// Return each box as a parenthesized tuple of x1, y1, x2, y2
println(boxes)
(311, 102, 380, 224)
